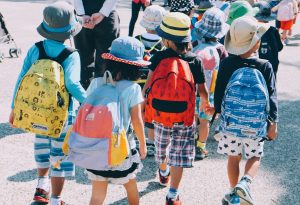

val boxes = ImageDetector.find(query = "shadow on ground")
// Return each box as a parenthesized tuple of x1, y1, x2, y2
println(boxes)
(0, 122, 24, 139)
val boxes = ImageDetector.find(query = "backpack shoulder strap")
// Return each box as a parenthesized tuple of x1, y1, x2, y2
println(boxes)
(55, 47, 76, 65)
(35, 41, 48, 60)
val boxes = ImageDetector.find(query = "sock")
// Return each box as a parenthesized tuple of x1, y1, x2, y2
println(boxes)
(197, 141, 206, 149)
(37, 177, 50, 191)
(241, 175, 253, 186)
(229, 187, 234, 194)
(159, 166, 170, 177)
(147, 138, 154, 145)
(167, 187, 178, 200)
(50, 196, 61, 205)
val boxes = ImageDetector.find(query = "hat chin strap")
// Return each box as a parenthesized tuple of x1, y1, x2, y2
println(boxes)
(104, 70, 115, 86)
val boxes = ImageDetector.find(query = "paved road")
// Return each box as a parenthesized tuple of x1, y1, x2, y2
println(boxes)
(0, 1, 299, 205)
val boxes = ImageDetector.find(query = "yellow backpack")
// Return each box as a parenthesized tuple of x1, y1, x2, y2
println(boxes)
(13, 41, 74, 138)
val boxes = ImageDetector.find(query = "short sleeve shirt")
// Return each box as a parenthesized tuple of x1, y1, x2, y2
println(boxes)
(116, 80, 144, 148)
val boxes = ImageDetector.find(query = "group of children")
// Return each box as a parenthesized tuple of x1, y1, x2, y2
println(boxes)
(8, 0, 288, 204)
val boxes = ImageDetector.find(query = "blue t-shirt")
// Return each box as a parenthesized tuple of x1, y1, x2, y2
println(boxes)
(116, 80, 144, 148)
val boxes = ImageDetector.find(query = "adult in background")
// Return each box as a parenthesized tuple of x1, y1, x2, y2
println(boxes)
(129, 0, 151, 36)
(74, 0, 120, 89)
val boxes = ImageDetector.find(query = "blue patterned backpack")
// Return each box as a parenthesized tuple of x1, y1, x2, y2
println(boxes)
(220, 66, 270, 138)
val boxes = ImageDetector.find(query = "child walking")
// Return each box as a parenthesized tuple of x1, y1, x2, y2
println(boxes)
(213, 16, 278, 204)
(272, 0, 298, 44)
(193, 7, 229, 160)
(9, 2, 86, 204)
(254, 1, 283, 78)
(136, 5, 167, 156)
(143, 12, 210, 205)
(86, 36, 148, 205)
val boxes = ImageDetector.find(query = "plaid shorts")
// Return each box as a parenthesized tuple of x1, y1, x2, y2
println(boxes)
(34, 115, 75, 177)
(154, 123, 195, 168)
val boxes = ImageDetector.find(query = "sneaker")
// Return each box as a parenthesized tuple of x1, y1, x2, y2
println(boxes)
(234, 180, 254, 205)
(284, 38, 289, 45)
(195, 146, 208, 160)
(222, 193, 240, 205)
(166, 196, 182, 205)
(146, 142, 155, 157)
(33, 188, 50, 203)
(158, 169, 170, 186)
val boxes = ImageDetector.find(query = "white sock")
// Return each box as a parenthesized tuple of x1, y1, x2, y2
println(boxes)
(37, 177, 50, 191)
(242, 175, 253, 186)
(50, 196, 61, 205)
(160, 166, 170, 176)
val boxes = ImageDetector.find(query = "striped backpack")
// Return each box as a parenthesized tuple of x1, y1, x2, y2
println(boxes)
(13, 41, 73, 138)
(66, 72, 130, 169)
(220, 65, 269, 138)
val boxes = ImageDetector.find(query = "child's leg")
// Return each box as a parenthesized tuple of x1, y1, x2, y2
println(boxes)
(89, 180, 109, 205)
(198, 119, 209, 143)
(244, 157, 261, 178)
(282, 30, 288, 40)
(34, 135, 51, 202)
(123, 179, 139, 205)
(49, 132, 75, 203)
(170, 166, 183, 190)
(227, 155, 242, 188)
(51, 177, 65, 204)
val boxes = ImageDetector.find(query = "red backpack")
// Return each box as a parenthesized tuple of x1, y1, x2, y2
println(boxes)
(144, 57, 195, 127)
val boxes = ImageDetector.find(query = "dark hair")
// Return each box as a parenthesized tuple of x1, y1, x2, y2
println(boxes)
(174, 42, 192, 53)
(204, 37, 218, 43)
(105, 60, 141, 81)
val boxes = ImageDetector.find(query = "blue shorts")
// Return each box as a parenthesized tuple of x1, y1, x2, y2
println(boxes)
(196, 94, 214, 120)
(34, 116, 75, 177)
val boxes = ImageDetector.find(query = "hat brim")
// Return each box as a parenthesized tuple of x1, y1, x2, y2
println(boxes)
(225, 22, 270, 55)
(101, 53, 151, 67)
(140, 19, 160, 31)
(227, 7, 259, 25)
(156, 26, 191, 43)
(255, 13, 277, 22)
(37, 17, 82, 42)
(195, 21, 229, 39)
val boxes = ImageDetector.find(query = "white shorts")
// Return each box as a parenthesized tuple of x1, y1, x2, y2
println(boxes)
(217, 134, 264, 159)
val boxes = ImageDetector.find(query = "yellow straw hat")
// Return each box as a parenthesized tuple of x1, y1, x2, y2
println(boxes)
(156, 12, 191, 43)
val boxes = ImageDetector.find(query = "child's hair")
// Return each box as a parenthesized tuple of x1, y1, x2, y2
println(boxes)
(105, 60, 141, 81)
(204, 37, 218, 43)
(174, 42, 192, 53)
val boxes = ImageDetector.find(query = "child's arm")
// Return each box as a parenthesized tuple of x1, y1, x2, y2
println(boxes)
(63, 52, 87, 103)
(130, 103, 147, 159)
(142, 70, 153, 97)
(11, 46, 38, 109)
(198, 83, 209, 105)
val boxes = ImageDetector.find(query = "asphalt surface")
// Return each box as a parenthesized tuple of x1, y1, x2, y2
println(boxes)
(0, 1, 299, 205)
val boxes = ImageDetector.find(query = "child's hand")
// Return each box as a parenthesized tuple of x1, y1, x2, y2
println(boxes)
(205, 106, 215, 116)
(139, 143, 147, 160)
(267, 122, 278, 140)
(82, 15, 94, 29)
(91, 12, 105, 26)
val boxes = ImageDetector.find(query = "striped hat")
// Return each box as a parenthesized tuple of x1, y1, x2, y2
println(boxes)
(156, 12, 191, 43)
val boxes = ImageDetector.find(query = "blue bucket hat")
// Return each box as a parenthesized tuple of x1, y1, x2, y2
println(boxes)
(37, 1, 82, 42)
(195, 7, 229, 39)
(253, 1, 277, 22)
(101, 36, 151, 67)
